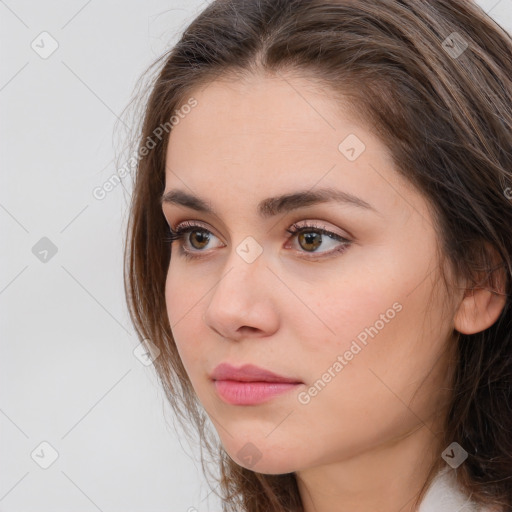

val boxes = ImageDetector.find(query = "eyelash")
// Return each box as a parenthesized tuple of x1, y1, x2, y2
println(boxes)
(163, 220, 352, 261)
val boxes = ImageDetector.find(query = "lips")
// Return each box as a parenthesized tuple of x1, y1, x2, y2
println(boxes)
(210, 363, 302, 384)
(210, 363, 303, 405)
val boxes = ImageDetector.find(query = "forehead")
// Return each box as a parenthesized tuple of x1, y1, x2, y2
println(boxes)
(164, 73, 404, 218)
(169, 73, 348, 146)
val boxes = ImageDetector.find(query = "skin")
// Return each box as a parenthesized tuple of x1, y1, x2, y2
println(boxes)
(161, 71, 497, 512)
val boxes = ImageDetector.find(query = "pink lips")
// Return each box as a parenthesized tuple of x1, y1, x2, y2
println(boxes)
(210, 363, 302, 405)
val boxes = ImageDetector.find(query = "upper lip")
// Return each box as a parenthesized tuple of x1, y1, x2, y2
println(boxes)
(210, 363, 302, 383)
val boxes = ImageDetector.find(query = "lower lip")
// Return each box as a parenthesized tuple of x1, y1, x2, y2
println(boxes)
(213, 380, 302, 405)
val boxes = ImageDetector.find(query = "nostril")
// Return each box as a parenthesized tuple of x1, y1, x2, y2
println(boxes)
(239, 326, 260, 335)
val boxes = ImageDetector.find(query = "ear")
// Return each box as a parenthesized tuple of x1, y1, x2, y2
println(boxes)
(454, 244, 508, 335)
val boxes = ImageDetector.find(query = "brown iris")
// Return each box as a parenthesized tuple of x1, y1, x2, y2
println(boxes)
(298, 232, 322, 252)
(189, 230, 210, 250)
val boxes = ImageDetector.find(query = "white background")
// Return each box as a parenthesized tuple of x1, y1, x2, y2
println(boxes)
(1, 1, 511, 511)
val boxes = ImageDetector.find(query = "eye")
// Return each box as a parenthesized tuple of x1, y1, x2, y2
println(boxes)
(164, 220, 352, 261)
(164, 220, 222, 260)
(285, 221, 351, 259)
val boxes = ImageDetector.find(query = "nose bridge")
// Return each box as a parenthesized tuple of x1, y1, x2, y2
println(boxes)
(213, 236, 267, 303)
(203, 236, 277, 335)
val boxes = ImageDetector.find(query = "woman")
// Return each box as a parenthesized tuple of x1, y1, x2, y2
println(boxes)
(123, 0, 512, 510)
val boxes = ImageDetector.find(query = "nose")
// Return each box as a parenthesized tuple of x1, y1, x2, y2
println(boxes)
(202, 249, 280, 341)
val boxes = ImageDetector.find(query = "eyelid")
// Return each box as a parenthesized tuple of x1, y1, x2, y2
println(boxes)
(173, 219, 218, 235)
(286, 220, 351, 241)
(171, 219, 350, 241)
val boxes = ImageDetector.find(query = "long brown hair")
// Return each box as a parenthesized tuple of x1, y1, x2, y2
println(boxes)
(123, 1, 512, 510)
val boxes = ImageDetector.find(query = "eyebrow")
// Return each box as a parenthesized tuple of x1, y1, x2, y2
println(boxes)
(160, 188, 378, 218)
(161, 187, 377, 217)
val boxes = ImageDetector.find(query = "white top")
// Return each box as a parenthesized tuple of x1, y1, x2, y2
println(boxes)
(419, 466, 501, 512)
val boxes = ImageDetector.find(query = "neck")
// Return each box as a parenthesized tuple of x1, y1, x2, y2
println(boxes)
(296, 421, 444, 512)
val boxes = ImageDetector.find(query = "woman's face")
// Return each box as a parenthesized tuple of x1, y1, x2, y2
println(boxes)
(162, 72, 459, 475)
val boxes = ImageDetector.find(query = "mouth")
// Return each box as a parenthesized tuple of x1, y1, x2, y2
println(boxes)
(210, 363, 303, 405)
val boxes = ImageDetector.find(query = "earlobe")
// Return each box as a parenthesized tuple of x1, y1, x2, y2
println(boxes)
(454, 285, 507, 335)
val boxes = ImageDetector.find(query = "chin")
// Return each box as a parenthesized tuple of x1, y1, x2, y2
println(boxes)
(221, 438, 305, 475)
(236, 457, 299, 475)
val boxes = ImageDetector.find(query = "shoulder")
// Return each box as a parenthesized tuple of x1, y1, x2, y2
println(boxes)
(418, 467, 503, 512)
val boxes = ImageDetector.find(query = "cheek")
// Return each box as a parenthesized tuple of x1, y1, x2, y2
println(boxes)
(290, 281, 450, 453)
(293, 267, 401, 353)
(164, 258, 203, 324)
(164, 265, 205, 375)
(293, 245, 448, 384)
